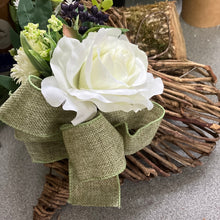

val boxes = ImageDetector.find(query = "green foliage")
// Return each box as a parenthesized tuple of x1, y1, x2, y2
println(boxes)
(0, 75, 19, 107)
(43, 32, 57, 58)
(92, 0, 113, 11)
(10, 28, 21, 49)
(20, 33, 52, 77)
(51, 0, 63, 9)
(57, 16, 68, 26)
(17, 0, 52, 30)
(73, 16, 83, 41)
(9, 2, 19, 27)
(17, 0, 34, 29)
(101, 0, 113, 11)
(0, 86, 9, 106)
(0, 75, 19, 92)
(92, 0, 100, 9)
(33, 0, 53, 29)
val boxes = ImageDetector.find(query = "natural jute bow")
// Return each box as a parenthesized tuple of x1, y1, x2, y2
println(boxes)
(0, 76, 164, 207)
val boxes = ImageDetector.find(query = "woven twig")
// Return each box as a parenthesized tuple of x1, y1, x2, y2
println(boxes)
(33, 160, 69, 220)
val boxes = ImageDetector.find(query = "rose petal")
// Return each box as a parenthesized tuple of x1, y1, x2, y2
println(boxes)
(41, 76, 67, 107)
(41, 77, 97, 126)
(94, 100, 146, 113)
(141, 75, 164, 100)
(51, 37, 88, 90)
(62, 95, 97, 126)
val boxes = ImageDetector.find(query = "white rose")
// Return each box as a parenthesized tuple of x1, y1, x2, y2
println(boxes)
(41, 28, 164, 125)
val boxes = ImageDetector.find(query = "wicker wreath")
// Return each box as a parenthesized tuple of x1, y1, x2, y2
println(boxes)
(31, 2, 220, 219)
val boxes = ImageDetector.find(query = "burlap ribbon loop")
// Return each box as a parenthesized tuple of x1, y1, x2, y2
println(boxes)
(0, 75, 75, 137)
(61, 113, 126, 182)
(0, 76, 74, 163)
(0, 76, 165, 207)
(61, 114, 125, 207)
(114, 103, 164, 155)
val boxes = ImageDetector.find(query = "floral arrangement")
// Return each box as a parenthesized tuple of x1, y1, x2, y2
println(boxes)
(0, 0, 165, 207)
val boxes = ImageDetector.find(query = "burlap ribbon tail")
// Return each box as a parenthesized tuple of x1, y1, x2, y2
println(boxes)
(0, 76, 165, 207)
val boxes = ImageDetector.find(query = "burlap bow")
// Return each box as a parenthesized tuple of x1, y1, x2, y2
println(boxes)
(0, 76, 165, 207)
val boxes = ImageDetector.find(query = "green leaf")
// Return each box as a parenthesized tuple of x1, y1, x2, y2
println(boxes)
(73, 15, 80, 31)
(20, 33, 52, 77)
(92, 0, 101, 9)
(10, 28, 21, 49)
(28, 50, 52, 76)
(0, 75, 19, 92)
(120, 28, 129, 34)
(43, 33, 57, 58)
(53, 2, 62, 16)
(57, 16, 68, 26)
(45, 32, 57, 46)
(51, 0, 62, 9)
(9, 3, 18, 25)
(101, 0, 113, 11)
(9, 3, 20, 33)
(17, 0, 34, 29)
(73, 16, 83, 41)
(33, 0, 53, 30)
(0, 86, 10, 106)
(82, 26, 104, 39)
(17, 0, 52, 30)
